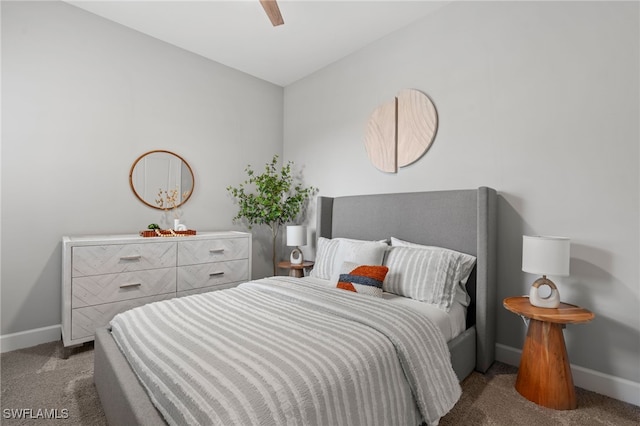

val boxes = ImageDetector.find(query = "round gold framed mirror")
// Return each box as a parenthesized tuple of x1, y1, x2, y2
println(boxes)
(129, 150, 195, 210)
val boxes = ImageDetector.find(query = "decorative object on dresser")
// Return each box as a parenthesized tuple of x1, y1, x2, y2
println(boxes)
(364, 88, 438, 173)
(140, 223, 196, 238)
(139, 228, 197, 238)
(503, 296, 594, 410)
(61, 231, 251, 356)
(140, 221, 195, 238)
(286, 225, 307, 264)
(227, 154, 316, 275)
(522, 235, 570, 308)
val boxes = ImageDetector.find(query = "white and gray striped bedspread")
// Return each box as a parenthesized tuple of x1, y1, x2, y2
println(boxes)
(109, 277, 461, 426)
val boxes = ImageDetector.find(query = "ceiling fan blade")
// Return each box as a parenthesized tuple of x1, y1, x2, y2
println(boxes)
(259, 0, 284, 26)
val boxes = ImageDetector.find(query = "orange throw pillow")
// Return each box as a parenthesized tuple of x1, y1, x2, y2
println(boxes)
(336, 265, 389, 298)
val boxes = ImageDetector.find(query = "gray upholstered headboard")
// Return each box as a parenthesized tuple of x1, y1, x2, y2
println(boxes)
(315, 187, 497, 373)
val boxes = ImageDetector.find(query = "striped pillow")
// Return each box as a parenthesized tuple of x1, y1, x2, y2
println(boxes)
(337, 263, 389, 298)
(310, 237, 387, 281)
(383, 245, 476, 311)
(310, 237, 341, 280)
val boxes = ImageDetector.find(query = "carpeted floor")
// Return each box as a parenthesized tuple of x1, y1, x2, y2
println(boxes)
(1, 340, 638, 425)
(1, 341, 106, 426)
(440, 362, 640, 426)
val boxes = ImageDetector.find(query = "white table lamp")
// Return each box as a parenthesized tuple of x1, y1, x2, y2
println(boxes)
(286, 225, 307, 265)
(522, 235, 570, 308)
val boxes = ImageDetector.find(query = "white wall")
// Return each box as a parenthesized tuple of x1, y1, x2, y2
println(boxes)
(2, 0, 638, 405)
(284, 0, 639, 388)
(1, 1, 283, 338)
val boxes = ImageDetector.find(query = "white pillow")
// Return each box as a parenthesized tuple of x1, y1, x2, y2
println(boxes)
(310, 237, 388, 281)
(391, 236, 418, 247)
(383, 243, 476, 311)
(310, 237, 341, 280)
(390, 237, 475, 285)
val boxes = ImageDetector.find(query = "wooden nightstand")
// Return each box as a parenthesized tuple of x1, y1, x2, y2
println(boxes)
(277, 260, 314, 278)
(503, 296, 594, 410)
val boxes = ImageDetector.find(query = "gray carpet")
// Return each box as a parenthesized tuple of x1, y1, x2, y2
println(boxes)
(1, 341, 106, 426)
(440, 362, 640, 426)
(1, 340, 638, 425)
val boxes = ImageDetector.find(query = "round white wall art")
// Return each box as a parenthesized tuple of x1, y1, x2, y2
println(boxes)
(364, 88, 438, 173)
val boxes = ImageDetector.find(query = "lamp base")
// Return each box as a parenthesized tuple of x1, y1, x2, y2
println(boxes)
(290, 247, 303, 265)
(529, 276, 560, 308)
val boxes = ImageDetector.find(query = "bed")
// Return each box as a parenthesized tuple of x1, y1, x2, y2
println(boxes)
(94, 187, 497, 426)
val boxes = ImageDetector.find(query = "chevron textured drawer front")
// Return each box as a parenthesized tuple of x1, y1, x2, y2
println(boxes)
(72, 242, 177, 277)
(177, 282, 239, 298)
(177, 259, 250, 291)
(72, 267, 176, 308)
(62, 232, 251, 348)
(71, 294, 175, 340)
(177, 237, 249, 266)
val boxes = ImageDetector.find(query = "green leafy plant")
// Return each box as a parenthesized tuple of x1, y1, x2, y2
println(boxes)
(227, 155, 316, 275)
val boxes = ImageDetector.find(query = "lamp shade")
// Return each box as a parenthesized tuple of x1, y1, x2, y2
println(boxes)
(522, 235, 570, 277)
(286, 225, 307, 247)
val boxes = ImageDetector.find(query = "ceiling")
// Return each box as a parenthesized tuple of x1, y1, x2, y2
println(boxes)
(65, 1, 450, 87)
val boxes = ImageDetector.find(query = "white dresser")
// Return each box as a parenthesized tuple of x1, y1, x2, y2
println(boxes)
(61, 231, 251, 348)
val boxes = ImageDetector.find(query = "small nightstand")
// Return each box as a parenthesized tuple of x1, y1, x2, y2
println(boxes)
(277, 260, 314, 278)
(503, 296, 594, 410)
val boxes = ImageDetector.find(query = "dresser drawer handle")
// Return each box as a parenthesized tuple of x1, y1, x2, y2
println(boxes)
(120, 255, 142, 261)
(209, 271, 225, 277)
(120, 282, 142, 288)
(209, 249, 225, 254)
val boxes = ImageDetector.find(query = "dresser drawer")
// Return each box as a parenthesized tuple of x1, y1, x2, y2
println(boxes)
(62, 232, 251, 348)
(72, 268, 176, 308)
(176, 282, 239, 298)
(71, 293, 175, 340)
(177, 237, 249, 266)
(177, 259, 249, 291)
(72, 242, 176, 277)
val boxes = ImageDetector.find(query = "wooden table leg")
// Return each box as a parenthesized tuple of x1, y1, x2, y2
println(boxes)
(515, 319, 577, 410)
(288, 268, 303, 278)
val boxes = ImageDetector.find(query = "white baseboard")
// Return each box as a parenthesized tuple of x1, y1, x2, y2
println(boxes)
(496, 343, 640, 407)
(0, 324, 61, 353)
